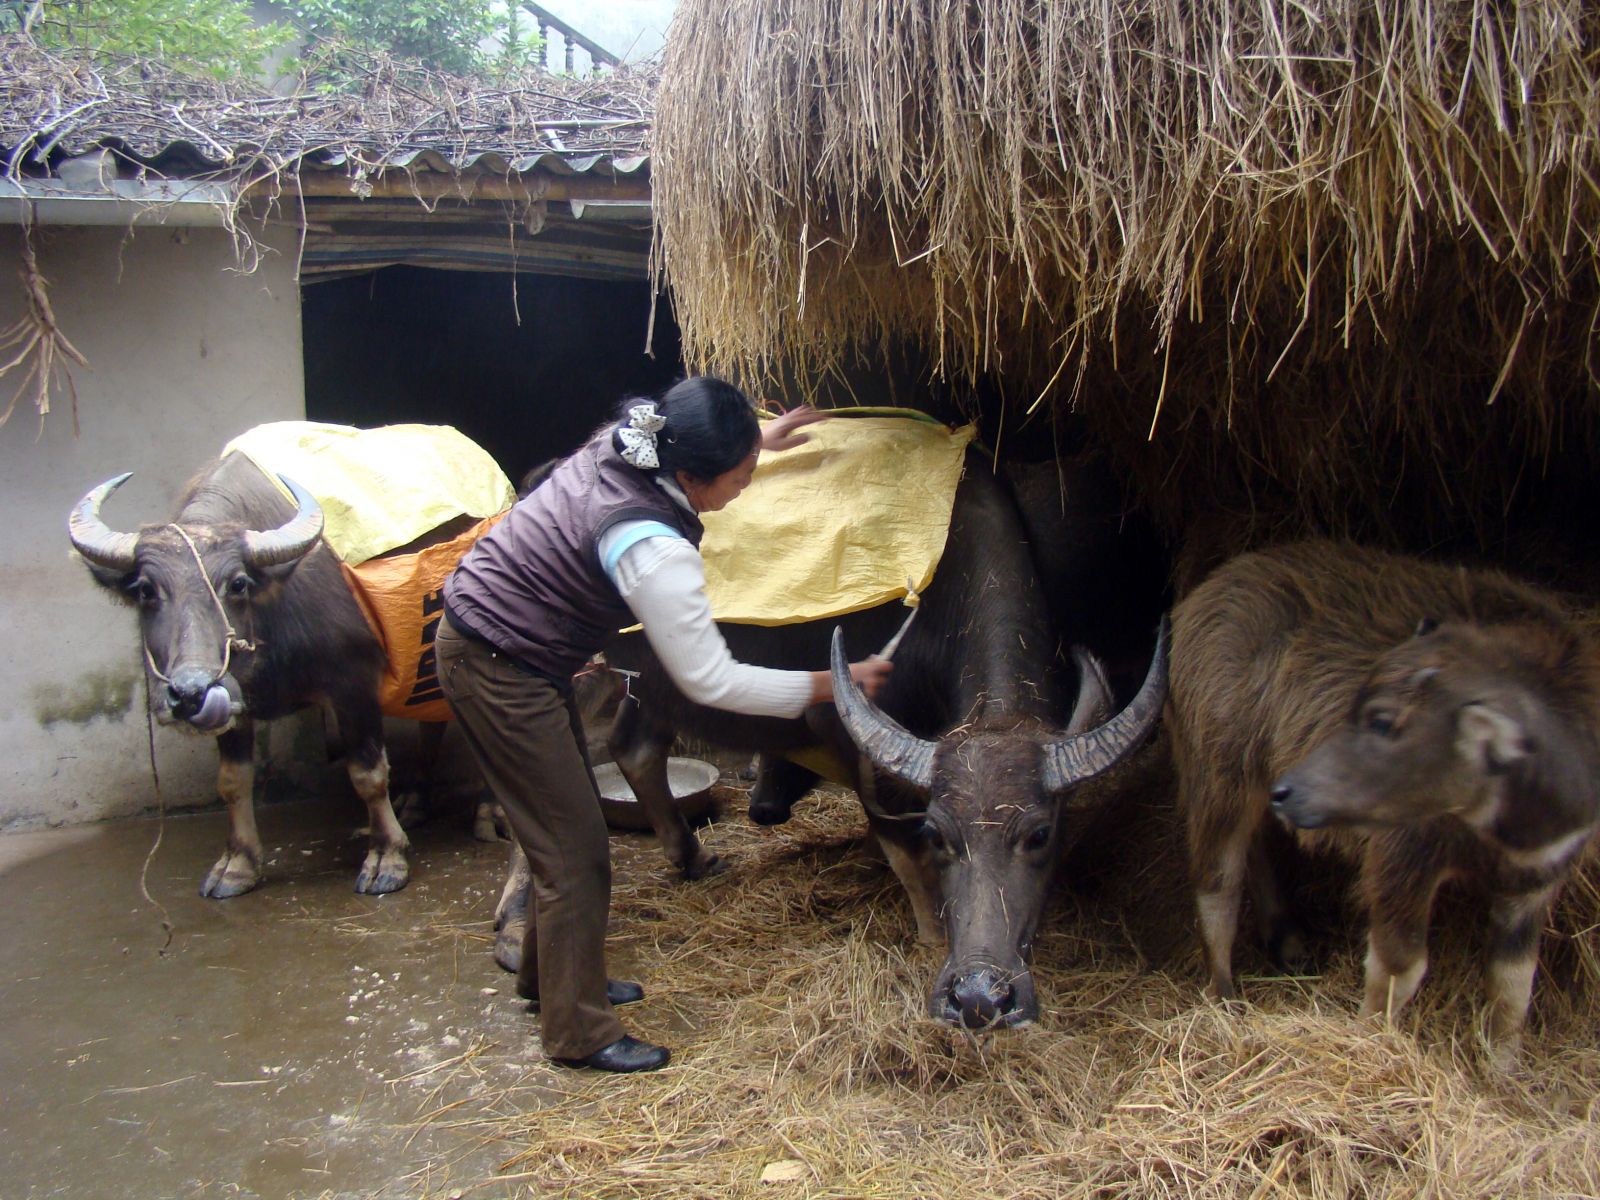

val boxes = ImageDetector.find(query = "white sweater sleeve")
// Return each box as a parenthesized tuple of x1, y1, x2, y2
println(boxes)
(602, 527, 815, 719)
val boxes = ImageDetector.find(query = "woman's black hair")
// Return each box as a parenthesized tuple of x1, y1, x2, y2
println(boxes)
(612, 376, 760, 481)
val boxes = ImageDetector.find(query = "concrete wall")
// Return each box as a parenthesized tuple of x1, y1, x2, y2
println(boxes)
(0, 223, 305, 829)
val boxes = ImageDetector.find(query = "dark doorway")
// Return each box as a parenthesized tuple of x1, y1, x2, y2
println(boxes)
(301, 266, 684, 478)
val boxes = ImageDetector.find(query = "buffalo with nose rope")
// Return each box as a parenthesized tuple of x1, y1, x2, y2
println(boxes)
(69, 452, 411, 898)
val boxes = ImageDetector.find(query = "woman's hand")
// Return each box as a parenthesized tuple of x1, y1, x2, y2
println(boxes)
(849, 655, 894, 700)
(806, 655, 893, 705)
(760, 404, 829, 452)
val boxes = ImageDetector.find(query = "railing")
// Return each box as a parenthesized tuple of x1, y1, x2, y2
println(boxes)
(516, 2, 621, 75)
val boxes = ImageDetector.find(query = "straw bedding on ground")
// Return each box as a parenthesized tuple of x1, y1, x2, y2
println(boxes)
(468, 759, 1600, 1199)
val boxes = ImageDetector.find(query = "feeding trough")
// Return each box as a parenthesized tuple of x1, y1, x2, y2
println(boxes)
(593, 757, 720, 832)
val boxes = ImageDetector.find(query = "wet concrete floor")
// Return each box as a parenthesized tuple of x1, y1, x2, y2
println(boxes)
(0, 787, 668, 1199)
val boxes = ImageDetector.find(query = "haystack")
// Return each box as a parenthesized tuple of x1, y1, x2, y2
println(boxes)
(653, 1, 1600, 569)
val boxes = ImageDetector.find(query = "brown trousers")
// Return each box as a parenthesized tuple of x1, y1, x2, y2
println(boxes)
(435, 615, 626, 1059)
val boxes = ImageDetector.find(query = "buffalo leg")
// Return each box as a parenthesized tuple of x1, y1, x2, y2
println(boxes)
(1483, 881, 1558, 1067)
(338, 702, 410, 894)
(1185, 785, 1256, 1000)
(857, 763, 943, 946)
(1246, 823, 1310, 974)
(200, 720, 263, 898)
(608, 695, 724, 879)
(875, 825, 943, 946)
(807, 708, 943, 940)
(392, 720, 447, 830)
(495, 838, 532, 974)
(748, 753, 821, 826)
(1358, 831, 1448, 1026)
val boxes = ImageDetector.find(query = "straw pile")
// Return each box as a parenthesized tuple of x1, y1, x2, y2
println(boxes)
(0, 34, 658, 171)
(653, 2, 1600, 555)
(464, 760, 1600, 1199)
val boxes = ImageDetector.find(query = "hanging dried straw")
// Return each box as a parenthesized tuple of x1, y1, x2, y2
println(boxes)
(452, 762, 1600, 1199)
(652, 2, 1600, 552)
(0, 226, 86, 432)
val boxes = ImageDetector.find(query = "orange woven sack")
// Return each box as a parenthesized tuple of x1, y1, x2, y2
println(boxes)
(338, 513, 505, 721)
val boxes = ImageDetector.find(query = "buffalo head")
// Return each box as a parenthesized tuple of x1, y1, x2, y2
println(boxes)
(69, 471, 324, 732)
(830, 619, 1169, 1029)
(1269, 621, 1570, 841)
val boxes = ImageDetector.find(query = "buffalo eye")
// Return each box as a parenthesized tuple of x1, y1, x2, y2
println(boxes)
(226, 574, 254, 599)
(125, 576, 158, 607)
(920, 820, 948, 854)
(1021, 825, 1051, 852)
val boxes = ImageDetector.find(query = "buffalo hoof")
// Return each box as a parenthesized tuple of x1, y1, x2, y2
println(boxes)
(495, 920, 524, 974)
(747, 795, 796, 826)
(355, 846, 410, 894)
(681, 851, 727, 881)
(200, 851, 261, 899)
(1267, 925, 1312, 976)
(472, 798, 505, 843)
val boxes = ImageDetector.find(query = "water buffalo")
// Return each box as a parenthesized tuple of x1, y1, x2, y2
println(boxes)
(1168, 539, 1600, 1064)
(68, 452, 412, 898)
(497, 455, 1168, 1029)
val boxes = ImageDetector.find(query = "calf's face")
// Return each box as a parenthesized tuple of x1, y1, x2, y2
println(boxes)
(1270, 625, 1534, 834)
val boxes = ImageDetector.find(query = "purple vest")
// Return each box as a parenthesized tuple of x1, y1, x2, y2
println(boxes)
(444, 429, 703, 682)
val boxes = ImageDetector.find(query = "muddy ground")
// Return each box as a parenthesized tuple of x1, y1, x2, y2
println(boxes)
(0, 777, 684, 1200)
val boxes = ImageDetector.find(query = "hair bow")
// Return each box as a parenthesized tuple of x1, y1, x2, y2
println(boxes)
(617, 402, 667, 469)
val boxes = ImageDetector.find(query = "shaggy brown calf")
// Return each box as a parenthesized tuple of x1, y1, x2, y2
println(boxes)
(1168, 540, 1600, 1064)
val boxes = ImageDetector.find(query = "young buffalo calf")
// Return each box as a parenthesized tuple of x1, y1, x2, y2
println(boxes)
(1168, 539, 1600, 1064)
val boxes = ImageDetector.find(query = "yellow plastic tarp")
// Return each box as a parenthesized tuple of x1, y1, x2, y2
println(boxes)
(224, 421, 515, 566)
(699, 411, 975, 625)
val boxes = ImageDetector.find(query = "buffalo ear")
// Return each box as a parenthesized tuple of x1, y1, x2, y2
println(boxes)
(1407, 666, 1440, 691)
(253, 558, 307, 587)
(1456, 702, 1533, 774)
(83, 561, 138, 599)
(1413, 616, 1440, 638)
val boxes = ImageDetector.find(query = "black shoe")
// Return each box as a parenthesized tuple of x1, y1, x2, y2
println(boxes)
(525, 979, 644, 1011)
(553, 1035, 670, 1073)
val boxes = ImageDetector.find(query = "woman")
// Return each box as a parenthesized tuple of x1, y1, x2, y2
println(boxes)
(436, 377, 893, 1073)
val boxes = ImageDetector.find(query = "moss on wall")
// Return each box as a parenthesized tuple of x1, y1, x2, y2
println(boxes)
(33, 669, 138, 728)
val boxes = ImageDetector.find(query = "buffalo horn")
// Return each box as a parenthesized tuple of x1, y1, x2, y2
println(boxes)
(1041, 616, 1170, 794)
(829, 626, 935, 790)
(242, 475, 325, 568)
(68, 472, 139, 572)
(1064, 646, 1113, 735)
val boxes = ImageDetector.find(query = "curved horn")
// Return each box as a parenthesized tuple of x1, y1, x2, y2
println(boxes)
(68, 472, 139, 572)
(242, 475, 324, 569)
(830, 625, 935, 791)
(1065, 646, 1113, 735)
(1041, 616, 1169, 793)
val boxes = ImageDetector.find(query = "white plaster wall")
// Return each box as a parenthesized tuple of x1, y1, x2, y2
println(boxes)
(0, 223, 305, 829)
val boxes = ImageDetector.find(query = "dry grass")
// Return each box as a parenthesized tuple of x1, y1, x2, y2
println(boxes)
(449, 755, 1600, 1199)
(0, 34, 657, 170)
(653, 1, 1600, 554)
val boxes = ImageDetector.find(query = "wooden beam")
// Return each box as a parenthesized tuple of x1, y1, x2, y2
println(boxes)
(264, 170, 651, 205)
